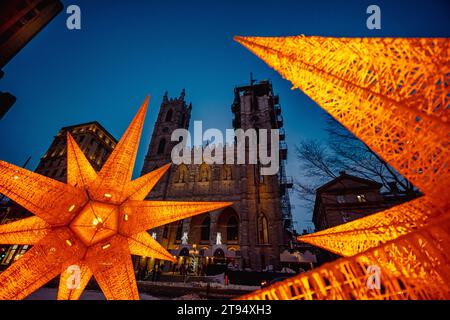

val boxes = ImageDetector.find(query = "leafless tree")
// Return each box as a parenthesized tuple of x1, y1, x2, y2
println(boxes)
(295, 116, 417, 208)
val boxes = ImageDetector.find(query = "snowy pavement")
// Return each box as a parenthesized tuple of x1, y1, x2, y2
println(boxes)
(25, 288, 203, 300)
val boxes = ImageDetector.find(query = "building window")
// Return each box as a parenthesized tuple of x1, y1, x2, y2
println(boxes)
(200, 216, 210, 242)
(162, 226, 168, 239)
(257, 214, 269, 244)
(177, 164, 188, 183)
(157, 138, 166, 155)
(175, 221, 183, 241)
(165, 109, 173, 122)
(14, 245, 28, 261)
(357, 194, 367, 203)
(3, 245, 18, 265)
(336, 195, 346, 203)
(199, 163, 210, 182)
(227, 216, 239, 242)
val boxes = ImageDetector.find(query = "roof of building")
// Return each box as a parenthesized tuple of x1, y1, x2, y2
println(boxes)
(316, 172, 382, 193)
(59, 121, 118, 143)
(311, 172, 383, 226)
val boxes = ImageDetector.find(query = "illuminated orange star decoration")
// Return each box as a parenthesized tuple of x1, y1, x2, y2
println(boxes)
(235, 36, 449, 299)
(0, 96, 231, 300)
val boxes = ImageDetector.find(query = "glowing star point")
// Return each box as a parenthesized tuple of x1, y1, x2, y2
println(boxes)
(235, 35, 450, 300)
(0, 96, 232, 300)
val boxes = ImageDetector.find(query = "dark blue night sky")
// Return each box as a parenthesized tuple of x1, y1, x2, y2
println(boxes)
(1, 0, 449, 230)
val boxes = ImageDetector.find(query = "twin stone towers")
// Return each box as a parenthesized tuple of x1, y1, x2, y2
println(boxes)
(140, 82, 293, 272)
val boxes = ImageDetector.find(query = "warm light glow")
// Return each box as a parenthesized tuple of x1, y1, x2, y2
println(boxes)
(297, 197, 441, 256)
(0, 96, 232, 300)
(235, 35, 449, 300)
(92, 217, 103, 226)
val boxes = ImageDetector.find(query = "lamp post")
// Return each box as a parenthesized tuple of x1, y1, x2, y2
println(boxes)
(189, 244, 199, 275)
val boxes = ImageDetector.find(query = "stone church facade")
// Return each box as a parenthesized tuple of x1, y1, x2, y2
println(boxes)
(138, 81, 293, 272)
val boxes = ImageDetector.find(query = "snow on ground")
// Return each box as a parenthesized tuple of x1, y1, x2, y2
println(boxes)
(24, 280, 258, 300)
(26, 288, 161, 300)
(138, 280, 259, 291)
(173, 294, 205, 300)
(25, 288, 205, 300)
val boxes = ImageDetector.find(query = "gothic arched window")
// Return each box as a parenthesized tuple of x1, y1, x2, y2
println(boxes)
(165, 109, 173, 122)
(222, 165, 232, 180)
(227, 216, 239, 242)
(157, 138, 166, 155)
(199, 163, 210, 182)
(257, 214, 269, 244)
(200, 216, 210, 242)
(175, 221, 183, 241)
(177, 164, 188, 183)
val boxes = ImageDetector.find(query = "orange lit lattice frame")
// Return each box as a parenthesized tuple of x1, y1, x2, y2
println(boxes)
(235, 36, 449, 299)
(240, 216, 450, 300)
(0, 97, 232, 300)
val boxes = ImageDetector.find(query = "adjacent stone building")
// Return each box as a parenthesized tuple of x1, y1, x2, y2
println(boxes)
(34, 121, 117, 181)
(311, 171, 418, 263)
(0, 122, 117, 269)
(312, 172, 386, 230)
(312, 171, 418, 230)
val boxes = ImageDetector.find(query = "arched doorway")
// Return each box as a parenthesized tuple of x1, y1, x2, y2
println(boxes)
(179, 247, 190, 257)
(214, 248, 225, 258)
(213, 248, 226, 265)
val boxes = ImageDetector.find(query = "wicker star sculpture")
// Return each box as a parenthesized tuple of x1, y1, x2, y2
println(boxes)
(0, 96, 231, 300)
(234, 36, 449, 299)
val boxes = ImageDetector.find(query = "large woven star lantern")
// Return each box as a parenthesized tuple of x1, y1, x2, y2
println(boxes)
(235, 36, 449, 299)
(0, 97, 231, 300)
